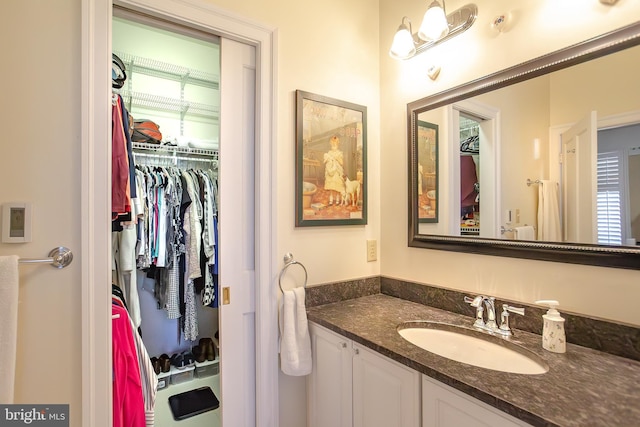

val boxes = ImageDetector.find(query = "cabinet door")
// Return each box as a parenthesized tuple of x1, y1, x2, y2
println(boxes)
(308, 323, 353, 427)
(352, 345, 421, 427)
(422, 375, 532, 427)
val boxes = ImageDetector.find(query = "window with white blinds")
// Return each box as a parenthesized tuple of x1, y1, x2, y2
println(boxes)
(596, 151, 623, 245)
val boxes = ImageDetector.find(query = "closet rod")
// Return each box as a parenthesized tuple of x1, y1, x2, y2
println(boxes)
(19, 247, 73, 269)
(133, 152, 217, 162)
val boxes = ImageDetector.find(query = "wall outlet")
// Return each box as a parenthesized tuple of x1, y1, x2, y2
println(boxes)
(366, 239, 377, 262)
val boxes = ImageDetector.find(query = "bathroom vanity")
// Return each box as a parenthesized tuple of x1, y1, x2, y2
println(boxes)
(306, 294, 640, 427)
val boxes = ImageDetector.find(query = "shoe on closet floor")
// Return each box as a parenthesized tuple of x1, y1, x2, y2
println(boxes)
(192, 345, 206, 363)
(159, 354, 171, 373)
(150, 357, 161, 375)
(171, 351, 195, 370)
(199, 337, 216, 361)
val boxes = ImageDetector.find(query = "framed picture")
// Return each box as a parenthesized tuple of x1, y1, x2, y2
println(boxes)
(417, 120, 438, 223)
(295, 90, 367, 226)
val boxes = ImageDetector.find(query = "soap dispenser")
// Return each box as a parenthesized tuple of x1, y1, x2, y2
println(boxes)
(536, 300, 566, 353)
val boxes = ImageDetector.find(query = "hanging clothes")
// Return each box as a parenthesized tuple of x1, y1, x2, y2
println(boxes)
(125, 162, 219, 341)
(112, 303, 146, 427)
(112, 95, 131, 216)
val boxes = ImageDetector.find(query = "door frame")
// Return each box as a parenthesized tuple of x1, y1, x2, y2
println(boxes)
(80, 0, 278, 425)
(447, 100, 501, 238)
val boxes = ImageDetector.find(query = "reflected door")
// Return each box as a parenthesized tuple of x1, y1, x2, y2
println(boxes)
(562, 111, 597, 243)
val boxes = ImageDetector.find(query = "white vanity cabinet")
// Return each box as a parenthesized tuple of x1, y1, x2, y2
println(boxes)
(308, 322, 420, 427)
(422, 375, 533, 427)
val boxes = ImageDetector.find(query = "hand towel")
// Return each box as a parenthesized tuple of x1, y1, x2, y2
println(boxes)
(537, 180, 562, 241)
(279, 287, 312, 376)
(0, 255, 19, 404)
(514, 225, 536, 241)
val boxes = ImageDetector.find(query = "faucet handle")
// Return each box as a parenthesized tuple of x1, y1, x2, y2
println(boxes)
(499, 304, 525, 335)
(464, 295, 484, 307)
(464, 295, 485, 328)
(504, 304, 525, 316)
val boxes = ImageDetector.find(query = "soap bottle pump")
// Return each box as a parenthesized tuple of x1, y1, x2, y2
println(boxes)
(535, 300, 566, 353)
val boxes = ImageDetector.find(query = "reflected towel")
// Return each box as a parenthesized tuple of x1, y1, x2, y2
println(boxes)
(514, 226, 536, 240)
(0, 256, 19, 404)
(537, 180, 562, 241)
(279, 287, 312, 376)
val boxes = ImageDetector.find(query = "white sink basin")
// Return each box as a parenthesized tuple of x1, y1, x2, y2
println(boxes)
(398, 321, 549, 375)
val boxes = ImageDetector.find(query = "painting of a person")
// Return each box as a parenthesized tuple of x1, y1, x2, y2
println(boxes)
(323, 135, 345, 205)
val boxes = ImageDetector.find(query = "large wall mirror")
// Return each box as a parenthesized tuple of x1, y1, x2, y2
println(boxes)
(408, 22, 640, 270)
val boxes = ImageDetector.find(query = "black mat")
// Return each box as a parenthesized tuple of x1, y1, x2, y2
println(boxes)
(168, 386, 220, 420)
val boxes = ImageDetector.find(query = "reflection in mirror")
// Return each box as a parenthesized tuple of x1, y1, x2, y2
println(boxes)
(408, 23, 640, 270)
(417, 121, 438, 223)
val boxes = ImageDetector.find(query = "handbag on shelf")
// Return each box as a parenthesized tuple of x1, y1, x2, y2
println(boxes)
(132, 119, 163, 144)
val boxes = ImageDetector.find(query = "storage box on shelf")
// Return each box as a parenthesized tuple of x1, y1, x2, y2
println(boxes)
(170, 365, 195, 385)
(157, 371, 171, 391)
(195, 358, 219, 378)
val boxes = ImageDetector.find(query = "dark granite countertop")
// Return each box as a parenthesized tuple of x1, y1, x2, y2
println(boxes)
(307, 294, 640, 427)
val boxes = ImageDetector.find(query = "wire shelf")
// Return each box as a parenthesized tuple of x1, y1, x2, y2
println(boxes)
(132, 142, 218, 158)
(121, 91, 219, 121)
(114, 51, 219, 89)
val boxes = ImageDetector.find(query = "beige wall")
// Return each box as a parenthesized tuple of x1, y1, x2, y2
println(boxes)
(477, 77, 551, 233)
(550, 44, 640, 124)
(381, 0, 640, 331)
(0, 0, 82, 422)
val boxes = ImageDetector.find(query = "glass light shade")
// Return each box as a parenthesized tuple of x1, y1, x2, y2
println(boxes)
(389, 25, 416, 60)
(418, 1, 450, 41)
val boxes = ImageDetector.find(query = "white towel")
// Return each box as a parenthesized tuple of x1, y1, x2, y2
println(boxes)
(0, 256, 19, 404)
(537, 180, 562, 241)
(514, 225, 536, 241)
(279, 287, 312, 376)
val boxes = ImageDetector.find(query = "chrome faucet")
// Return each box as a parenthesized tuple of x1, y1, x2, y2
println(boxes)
(464, 295, 524, 336)
(482, 296, 498, 330)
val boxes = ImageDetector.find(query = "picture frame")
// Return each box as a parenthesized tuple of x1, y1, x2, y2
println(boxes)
(416, 120, 438, 223)
(295, 90, 367, 226)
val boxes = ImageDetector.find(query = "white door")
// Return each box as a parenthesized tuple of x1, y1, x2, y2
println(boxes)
(218, 37, 257, 427)
(352, 345, 420, 427)
(561, 111, 598, 243)
(422, 376, 531, 427)
(308, 323, 353, 427)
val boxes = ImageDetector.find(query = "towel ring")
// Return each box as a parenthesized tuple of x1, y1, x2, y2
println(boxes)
(278, 252, 308, 294)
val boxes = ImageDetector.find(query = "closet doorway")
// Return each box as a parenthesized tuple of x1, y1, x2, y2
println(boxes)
(92, 0, 278, 426)
(449, 100, 500, 238)
(112, 11, 227, 426)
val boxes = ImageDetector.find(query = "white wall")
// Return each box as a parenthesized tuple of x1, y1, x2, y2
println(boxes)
(380, 0, 640, 327)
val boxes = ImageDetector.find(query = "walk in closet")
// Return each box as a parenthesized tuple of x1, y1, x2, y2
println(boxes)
(459, 114, 481, 236)
(111, 11, 224, 426)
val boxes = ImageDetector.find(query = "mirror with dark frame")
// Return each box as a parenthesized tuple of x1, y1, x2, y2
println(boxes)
(408, 22, 640, 270)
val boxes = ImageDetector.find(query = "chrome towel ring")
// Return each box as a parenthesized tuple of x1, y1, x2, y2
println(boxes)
(278, 252, 308, 294)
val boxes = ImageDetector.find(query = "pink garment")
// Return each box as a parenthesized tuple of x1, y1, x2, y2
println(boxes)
(112, 96, 131, 214)
(112, 304, 146, 427)
(460, 156, 479, 209)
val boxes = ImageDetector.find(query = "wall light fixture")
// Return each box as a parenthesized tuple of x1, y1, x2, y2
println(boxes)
(389, 2, 477, 60)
